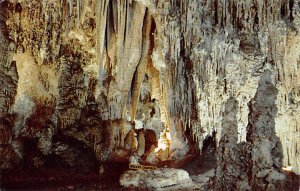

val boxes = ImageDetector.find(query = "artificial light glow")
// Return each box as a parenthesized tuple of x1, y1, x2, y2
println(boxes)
(155, 138, 168, 152)
(282, 166, 293, 171)
(155, 131, 171, 152)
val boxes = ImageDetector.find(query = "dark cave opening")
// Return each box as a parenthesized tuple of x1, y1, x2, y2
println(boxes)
(21, 134, 99, 173)
(202, 133, 217, 153)
(1, 135, 100, 190)
(183, 132, 217, 176)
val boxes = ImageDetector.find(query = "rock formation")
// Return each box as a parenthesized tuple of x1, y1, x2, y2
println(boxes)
(212, 73, 286, 190)
(0, 0, 300, 190)
(120, 168, 192, 190)
(0, 2, 19, 169)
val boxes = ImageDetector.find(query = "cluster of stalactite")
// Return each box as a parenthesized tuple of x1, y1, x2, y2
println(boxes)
(162, 0, 300, 174)
(0, 0, 299, 177)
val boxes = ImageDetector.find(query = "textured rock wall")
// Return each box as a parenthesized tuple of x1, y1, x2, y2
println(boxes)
(161, 0, 300, 174)
(212, 72, 286, 190)
(0, 2, 19, 169)
(212, 96, 252, 190)
(147, 0, 300, 174)
(0, 0, 299, 177)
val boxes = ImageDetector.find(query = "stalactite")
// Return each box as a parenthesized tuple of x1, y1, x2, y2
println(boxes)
(156, 1, 300, 169)
(95, 0, 109, 68)
(68, 0, 73, 17)
(0, 0, 299, 177)
(159, 80, 170, 129)
(130, 13, 152, 123)
(147, 64, 161, 101)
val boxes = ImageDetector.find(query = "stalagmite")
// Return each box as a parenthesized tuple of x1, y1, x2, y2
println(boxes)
(137, 130, 145, 156)
(0, 0, 300, 189)
(124, 129, 136, 152)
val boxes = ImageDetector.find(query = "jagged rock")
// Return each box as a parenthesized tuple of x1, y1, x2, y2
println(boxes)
(0, 2, 19, 170)
(56, 59, 86, 129)
(37, 127, 54, 155)
(0, 2, 299, 190)
(246, 71, 286, 190)
(120, 168, 192, 189)
(212, 97, 252, 190)
(212, 72, 288, 190)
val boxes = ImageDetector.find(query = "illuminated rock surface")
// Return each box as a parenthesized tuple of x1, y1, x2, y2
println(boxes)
(120, 168, 192, 189)
(0, 0, 299, 190)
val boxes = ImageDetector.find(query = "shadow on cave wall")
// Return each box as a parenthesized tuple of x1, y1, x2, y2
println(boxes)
(212, 70, 299, 190)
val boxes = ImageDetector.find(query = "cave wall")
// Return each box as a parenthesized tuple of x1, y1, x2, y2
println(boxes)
(0, 0, 299, 176)
(0, 2, 19, 169)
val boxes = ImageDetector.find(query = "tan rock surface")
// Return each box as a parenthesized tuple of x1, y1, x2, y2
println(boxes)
(0, 2, 299, 190)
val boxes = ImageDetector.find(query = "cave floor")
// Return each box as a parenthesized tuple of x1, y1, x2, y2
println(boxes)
(0, 146, 218, 191)
(0, 147, 215, 191)
(0, 161, 215, 191)
(0, 154, 215, 191)
(1, 145, 299, 191)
